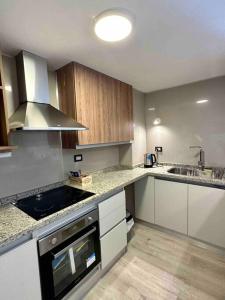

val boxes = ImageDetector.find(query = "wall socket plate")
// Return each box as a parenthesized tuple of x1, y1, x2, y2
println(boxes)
(155, 146, 163, 152)
(74, 154, 83, 162)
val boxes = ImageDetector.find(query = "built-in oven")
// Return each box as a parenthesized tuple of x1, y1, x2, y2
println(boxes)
(38, 209, 101, 300)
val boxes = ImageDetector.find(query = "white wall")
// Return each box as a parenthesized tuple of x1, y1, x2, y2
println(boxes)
(145, 76, 225, 167)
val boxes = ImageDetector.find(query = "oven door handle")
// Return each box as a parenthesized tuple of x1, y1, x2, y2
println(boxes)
(52, 226, 97, 259)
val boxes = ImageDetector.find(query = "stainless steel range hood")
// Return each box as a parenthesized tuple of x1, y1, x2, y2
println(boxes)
(9, 51, 87, 131)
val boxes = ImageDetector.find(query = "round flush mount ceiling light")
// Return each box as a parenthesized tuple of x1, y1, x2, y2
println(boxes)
(94, 9, 133, 42)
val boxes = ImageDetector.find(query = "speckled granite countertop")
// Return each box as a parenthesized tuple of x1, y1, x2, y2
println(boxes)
(1, 165, 225, 252)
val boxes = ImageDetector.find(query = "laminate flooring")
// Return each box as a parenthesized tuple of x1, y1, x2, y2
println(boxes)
(85, 223, 225, 300)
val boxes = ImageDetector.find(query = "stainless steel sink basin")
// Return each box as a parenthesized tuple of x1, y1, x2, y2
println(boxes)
(167, 167, 200, 177)
(167, 166, 225, 180)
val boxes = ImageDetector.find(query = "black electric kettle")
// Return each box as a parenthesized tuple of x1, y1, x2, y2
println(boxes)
(144, 153, 157, 168)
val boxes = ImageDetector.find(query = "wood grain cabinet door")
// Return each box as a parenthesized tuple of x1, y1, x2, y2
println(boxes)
(117, 81, 134, 142)
(0, 52, 10, 148)
(57, 62, 77, 148)
(0, 53, 18, 152)
(75, 63, 109, 145)
(57, 62, 133, 147)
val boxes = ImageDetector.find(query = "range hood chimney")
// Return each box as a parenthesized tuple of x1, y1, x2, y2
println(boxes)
(9, 51, 87, 131)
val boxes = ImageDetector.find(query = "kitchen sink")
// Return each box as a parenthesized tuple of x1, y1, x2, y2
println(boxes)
(167, 167, 225, 180)
(167, 167, 200, 177)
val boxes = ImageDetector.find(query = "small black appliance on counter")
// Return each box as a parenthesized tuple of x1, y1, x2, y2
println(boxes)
(144, 153, 157, 168)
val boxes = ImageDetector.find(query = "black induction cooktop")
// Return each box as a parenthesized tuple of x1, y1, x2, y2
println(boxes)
(13, 185, 95, 220)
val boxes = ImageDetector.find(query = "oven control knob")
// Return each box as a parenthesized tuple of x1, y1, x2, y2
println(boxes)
(51, 237, 58, 245)
(88, 216, 93, 222)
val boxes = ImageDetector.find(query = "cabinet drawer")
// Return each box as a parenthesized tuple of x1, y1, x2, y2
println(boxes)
(100, 220, 127, 269)
(99, 191, 125, 219)
(99, 205, 126, 237)
(99, 191, 126, 236)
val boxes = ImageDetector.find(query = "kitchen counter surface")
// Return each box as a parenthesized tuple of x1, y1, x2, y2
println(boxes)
(1, 165, 225, 252)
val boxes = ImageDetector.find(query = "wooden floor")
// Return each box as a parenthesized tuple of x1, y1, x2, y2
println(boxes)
(85, 223, 225, 300)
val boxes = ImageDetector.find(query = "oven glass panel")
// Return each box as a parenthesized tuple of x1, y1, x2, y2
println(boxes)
(52, 228, 98, 298)
(52, 252, 73, 296)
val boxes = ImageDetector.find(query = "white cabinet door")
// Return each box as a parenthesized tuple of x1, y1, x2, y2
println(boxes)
(100, 220, 127, 269)
(0, 239, 42, 300)
(188, 184, 225, 248)
(135, 176, 155, 223)
(155, 179, 188, 234)
(99, 190, 126, 237)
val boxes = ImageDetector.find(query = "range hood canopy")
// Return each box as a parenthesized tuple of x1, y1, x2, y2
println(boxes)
(9, 51, 87, 131)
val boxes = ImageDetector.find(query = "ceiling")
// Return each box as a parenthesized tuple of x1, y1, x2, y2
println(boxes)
(1, 0, 225, 93)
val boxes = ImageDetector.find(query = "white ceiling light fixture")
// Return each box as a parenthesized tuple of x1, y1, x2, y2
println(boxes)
(148, 107, 156, 111)
(196, 99, 209, 104)
(94, 9, 133, 42)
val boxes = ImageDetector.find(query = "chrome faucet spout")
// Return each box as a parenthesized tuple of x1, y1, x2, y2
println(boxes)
(189, 146, 205, 170)
(199, 149, 205, 171)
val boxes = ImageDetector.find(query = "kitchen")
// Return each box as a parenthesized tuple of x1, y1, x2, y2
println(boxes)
(0, 1, 225, 300)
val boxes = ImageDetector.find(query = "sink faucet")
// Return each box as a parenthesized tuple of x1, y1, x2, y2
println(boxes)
(189, 146, 205, 170)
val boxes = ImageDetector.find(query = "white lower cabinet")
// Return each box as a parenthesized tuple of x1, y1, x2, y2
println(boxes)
(100, 220, 127, 269)
(98, 190, 126, 237)
(135, 176, 155, 223)
(98, 191, 127, 270)
(155, 179, 188, 234)
(134, 175, 225, 248)
(0, 239, 42, 300)
(188, 184, 225, 248)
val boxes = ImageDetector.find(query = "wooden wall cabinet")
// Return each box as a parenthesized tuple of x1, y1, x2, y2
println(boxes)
(57, 62, 133, 147)
(0, 52, 16, 152)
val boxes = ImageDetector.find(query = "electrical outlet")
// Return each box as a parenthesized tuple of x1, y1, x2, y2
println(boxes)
(155, 146, 163, 152)
(74, 154, 83, 162)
